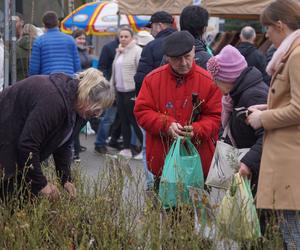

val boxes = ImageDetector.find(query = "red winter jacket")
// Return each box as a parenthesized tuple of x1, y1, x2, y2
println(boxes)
(134, 63, 222, 177)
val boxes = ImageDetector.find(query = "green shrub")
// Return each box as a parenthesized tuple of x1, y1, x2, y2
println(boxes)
(0, 157, 284, 249)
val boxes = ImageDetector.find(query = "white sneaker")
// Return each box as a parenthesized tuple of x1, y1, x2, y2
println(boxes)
(133, 152, 143, 160)
(118, 149, 132, 159)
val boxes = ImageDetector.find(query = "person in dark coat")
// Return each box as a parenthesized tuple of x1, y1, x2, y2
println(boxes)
(72, 29, 92, 70)
(94, 37, 122, 154)
(265, 44, 276, 65)
(180, 5, 212, 69)
(207, 45, 268, 189)
(98, 37, 119, 80)
(71, 29, 93, 161)
(0, 68, 114, 200)
(236, 26, 269, 84)
(134, 11, 176, 96)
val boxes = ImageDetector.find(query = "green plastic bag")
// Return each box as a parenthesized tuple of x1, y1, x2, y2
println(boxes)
(217, 173, 261, 240)
(159, 138, 204, 209)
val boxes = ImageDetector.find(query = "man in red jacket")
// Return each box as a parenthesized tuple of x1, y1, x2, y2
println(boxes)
(134, 31, 222, 190)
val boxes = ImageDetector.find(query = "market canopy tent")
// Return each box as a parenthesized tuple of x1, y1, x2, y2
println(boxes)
(202, 0, 272, 19)
(118, 0, 272, 19)
(118, 0, 193, 15)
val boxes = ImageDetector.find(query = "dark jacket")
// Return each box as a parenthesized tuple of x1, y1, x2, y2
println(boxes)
(77, 46, 92, 70)
(265, 45, 276, 65)
(98, 38, 119, 81)
(134, 27, 176, 96)
(236, 42, 269, 84)
(263, 45, 276, 86)
(0, 73, 80, 194)
(227, 67, 268, 178)
(194, 38, 211, 70)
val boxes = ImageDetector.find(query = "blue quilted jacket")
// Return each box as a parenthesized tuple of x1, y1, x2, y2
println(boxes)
(29, 28, 81, 76)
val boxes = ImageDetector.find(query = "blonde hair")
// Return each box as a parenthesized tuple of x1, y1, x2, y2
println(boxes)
(76, 68, 115, 112)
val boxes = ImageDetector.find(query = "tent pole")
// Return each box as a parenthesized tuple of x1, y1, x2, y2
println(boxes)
(117, 11, 121, 29)
(11, 0, 17, 84)
(4, 0, 10, 88)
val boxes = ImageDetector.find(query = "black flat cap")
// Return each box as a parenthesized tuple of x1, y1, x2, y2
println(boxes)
(146, 11, 173, 28)
(162, 31, 195, 57)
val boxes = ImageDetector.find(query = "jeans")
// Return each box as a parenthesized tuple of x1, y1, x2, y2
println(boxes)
(95, 106, 117, 147)
(73, 119, 87, 156)
(279, 210, 300, 250)
(141, 128, 154, 189)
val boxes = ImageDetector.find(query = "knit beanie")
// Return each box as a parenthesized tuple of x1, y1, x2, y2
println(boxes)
(207, 45, 247, 83)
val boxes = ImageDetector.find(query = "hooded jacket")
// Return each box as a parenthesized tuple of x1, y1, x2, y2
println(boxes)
(194, 38, 211, 70)
(236, 42, 269, 84)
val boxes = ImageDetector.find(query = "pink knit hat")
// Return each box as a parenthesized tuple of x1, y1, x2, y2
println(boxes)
(207, 45, 247, 83)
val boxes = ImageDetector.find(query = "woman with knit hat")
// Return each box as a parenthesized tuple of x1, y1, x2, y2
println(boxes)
(207, 45, 269, 192)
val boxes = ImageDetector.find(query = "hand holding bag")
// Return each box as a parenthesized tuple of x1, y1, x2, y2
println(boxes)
(159, 138, 204, 209)
(205, 125, 249, 189)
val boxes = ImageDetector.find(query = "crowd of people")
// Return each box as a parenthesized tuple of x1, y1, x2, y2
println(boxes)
(0, 0, 300, 248)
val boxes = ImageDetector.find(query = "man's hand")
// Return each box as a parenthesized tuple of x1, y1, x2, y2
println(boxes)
(182, 125, 194, 138)
(64, 181, 76, 198)
(168, 123, 195, 139)
(168, 122, 184, 138)
(40, 183, 60, 201)
(239, 163, 252, 179)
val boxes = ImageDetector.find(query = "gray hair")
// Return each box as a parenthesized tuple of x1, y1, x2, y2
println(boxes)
(240, 26, 256, 41)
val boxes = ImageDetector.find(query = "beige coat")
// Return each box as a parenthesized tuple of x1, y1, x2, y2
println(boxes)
(110, 41, 142, 92)
(257, 38, 300, 210)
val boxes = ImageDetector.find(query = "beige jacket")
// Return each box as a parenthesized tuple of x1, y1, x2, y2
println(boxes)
(111, 40, 142, 92)
(257, 38, 300, 210)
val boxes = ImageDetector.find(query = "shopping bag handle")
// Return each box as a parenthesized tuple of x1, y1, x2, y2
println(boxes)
(168, 137, 197, 158)
(167, 137, 182, 158)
